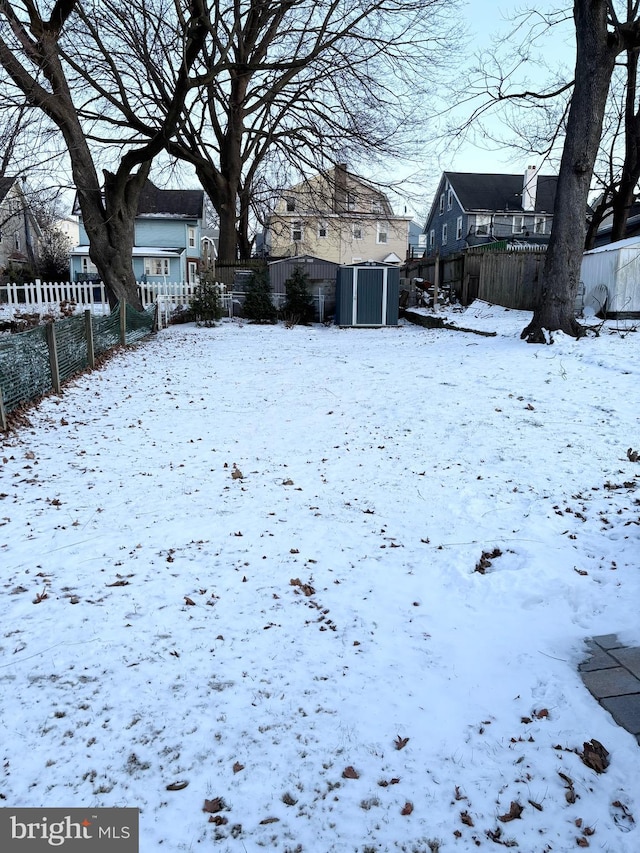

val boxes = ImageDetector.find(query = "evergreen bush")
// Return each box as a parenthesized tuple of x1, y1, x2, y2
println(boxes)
(191, 271, 224, 326)
(243, 268, 277, 322)
(282, 265, 314, 325)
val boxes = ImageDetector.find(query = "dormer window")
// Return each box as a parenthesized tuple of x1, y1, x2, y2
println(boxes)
(439, 193, 445, 215)
(447, 189, 453, 210)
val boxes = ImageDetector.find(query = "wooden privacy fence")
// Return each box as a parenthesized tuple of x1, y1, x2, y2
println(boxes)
(403, 245, 547, 311)
(0, 302, 155, 431)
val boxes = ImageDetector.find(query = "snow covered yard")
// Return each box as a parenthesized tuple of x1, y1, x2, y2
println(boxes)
(1, 303, 639, 852)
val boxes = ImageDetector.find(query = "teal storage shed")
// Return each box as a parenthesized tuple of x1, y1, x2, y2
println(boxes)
(335, 264, 400, 326)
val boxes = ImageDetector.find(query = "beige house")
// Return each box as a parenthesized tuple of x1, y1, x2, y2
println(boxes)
(266, 165, 411, 265)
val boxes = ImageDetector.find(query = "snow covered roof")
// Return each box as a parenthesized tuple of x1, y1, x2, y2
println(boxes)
(71, 246, 184, 257)
(584, 235, 640, 254)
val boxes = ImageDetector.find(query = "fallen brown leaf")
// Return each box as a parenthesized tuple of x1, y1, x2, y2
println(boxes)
(342, 766, 359, 779)
(233, 762, 244, 774)
(203, 797, 225, 813)
(259, 816, 279, 825)
(461, 810, 474, 826)
(394, 735, 410, 750)
(498, 801, 524, 822)
(401, 802, 413, 815)
(581, 739, 609, 773)
(184, 596, 196, 606)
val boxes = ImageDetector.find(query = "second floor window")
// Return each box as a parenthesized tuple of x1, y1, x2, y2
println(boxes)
(447, 189, 453, 210)
(439, 193, 445, 215)
(534, 216, 546, 234)
(188, 227, 196, 248)
(286, 198, 295, 212)
(352, 224, 363, 240)
(512, 215, 525, 234)
(456, 216, 463, 240)
(14, 232, 21, 252)
(318, 221, 328, 238)
(429, 229, 435, 248)
(377, 222, 388, 244)
(291, 221, 303, 242)
(442, 223, 448, 244)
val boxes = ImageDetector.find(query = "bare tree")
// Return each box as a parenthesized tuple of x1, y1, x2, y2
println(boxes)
(522, 1, 640, 340)
(0, 0, 210, 308)
(77, 0, 458, 262)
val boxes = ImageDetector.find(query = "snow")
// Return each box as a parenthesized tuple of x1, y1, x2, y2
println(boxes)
(1, 302, 639, 852)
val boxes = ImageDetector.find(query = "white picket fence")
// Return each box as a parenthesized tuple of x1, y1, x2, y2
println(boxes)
(0, 279, 234, 328)
(0, 279, 329, 326)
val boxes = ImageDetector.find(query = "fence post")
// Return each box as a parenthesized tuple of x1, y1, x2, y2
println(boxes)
(119, 300, 127, 345)
(46, 322, 62, 394)
(0, 385, 7, 432)
(85, 309, 95, 368)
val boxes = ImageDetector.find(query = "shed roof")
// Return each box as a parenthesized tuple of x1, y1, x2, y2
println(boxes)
(584, 235, 640, 254)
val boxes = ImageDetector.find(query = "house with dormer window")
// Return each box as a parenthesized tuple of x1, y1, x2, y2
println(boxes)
(70, 180, 205, 284)
(422, 167, 558, 259)
(265, 164, 411, 265)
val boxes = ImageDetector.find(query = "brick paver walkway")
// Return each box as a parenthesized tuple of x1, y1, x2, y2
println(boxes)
(580, 635, 640, 744)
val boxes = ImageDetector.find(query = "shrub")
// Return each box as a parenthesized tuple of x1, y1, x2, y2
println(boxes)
(243, 268, 277, 323)
(191, 272, 224, 326)
(282, 265, 314, 325)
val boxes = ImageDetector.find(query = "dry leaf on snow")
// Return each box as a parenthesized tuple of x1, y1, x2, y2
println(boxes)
(203, 797, 225, 813)
(498, 801, 524, 822)
(342, 766, 359, 779)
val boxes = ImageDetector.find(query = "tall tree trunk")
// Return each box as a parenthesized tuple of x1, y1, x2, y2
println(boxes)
(522, 0, 618, 341)
(610, 47, 640, 243)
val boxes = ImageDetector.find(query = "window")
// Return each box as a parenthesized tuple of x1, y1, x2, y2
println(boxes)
(81, 257, 97, 274)
(429, 229, 435, 248)
(418, 234, 427, 248)
(377, 222, 388, 244)
(439, 193, 445, 215)
(512, 215, 525, 234)
(447, 189, 453, 210)
(144, 257, 170, 277)
(534, 216, 546, 234)
(188, 262, 198, 283)
(442, 223, 448, 244)
(188, 227, 196, 248)
(291, 221, 303, 242)
(371, 199, 383, 214)
(352, 224, 363, 240)
(318, 221, 328, 239)
(286, 198, 295, 212)
(14, 231, 21, 252)
(346, 192, 356, 211)
(456, 216, 463, 240)
(475, 215, 490, 236)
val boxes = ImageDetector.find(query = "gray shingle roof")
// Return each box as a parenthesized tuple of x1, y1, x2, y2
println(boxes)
(446, 172, 558, 214)
(0, 176, 16, 204)
(72, 179, 203, 218)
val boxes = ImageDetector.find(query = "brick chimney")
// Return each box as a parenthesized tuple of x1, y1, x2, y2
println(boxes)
(522, 165, 538, 212)
(333, 163, 348, 213)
